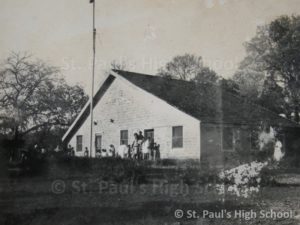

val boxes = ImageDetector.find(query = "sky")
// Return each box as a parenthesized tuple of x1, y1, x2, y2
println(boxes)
(1, 0, 300, 91)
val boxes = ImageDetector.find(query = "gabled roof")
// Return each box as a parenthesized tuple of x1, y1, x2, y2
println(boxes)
(62, 75, 116, 144)
(62, 70, 297, 144)
(114, 70, 297, 127)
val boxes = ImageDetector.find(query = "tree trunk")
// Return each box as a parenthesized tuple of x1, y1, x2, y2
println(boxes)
(12, 126, 19, 160)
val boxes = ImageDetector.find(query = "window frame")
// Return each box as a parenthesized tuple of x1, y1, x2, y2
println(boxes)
(76, 135, 83, 152)
(95, 134, 102, 151)
(120, 130, 129, 145)
(172, 126, 183, 148)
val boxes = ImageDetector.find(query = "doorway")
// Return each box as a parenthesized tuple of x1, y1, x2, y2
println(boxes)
(144, 129, 154, 141)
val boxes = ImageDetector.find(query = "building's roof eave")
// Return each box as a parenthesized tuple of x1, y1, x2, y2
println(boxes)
(62, 69, 299, 144)
(62, 74, 116, 144)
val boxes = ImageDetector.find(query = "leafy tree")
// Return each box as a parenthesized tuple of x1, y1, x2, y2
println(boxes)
(219, 78, 240, 95)
(192, 67, 219, 84)
(234, 15, 300, 122)
(0, 53, 88, 145)
(158, 54, 220, 83)
(233, 69, 265, 100)
(259, 76, 287, 116)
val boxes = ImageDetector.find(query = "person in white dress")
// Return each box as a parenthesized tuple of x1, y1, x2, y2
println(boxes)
(259, 126, 276, 150)
(141, 137, 150, 160)
(117, 141, 128, 158)
(274, 139, 284, 161)
(108, 144, 116, 157)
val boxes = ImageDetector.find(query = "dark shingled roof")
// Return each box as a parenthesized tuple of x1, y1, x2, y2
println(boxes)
(62, 70, 298, 144)
(114, 70, 297, 127)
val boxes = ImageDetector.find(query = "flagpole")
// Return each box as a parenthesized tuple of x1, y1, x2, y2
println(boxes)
(89, 0, 96, 157)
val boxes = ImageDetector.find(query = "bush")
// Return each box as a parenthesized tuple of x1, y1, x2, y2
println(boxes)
(156, 158, 178, 167)
(46, 157, 148, 184)
(278, 156, 300, 169)
(215, 161, 268, 198)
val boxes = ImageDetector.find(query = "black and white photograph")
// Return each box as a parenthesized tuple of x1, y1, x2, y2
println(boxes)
(1, 0, 300, 224)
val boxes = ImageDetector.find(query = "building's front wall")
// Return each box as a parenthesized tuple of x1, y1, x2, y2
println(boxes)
(69, 76, 201, 159)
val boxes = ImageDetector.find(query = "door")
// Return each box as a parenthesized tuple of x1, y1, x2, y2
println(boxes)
(144, 129, 154, 141)
(95, 134, 102, 151)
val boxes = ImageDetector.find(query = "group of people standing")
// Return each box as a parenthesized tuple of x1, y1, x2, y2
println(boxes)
(117, 131, 160, 160)
(95, 144, 116, 158)
(67, 131, 161, 160)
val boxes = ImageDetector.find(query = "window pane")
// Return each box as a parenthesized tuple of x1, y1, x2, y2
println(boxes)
(172, 126, 183, 148)
(95, 135, 102, 151)
(76, 135, 83, 152)
(120, 130, 128, 145)
(173, 126, 182, 137)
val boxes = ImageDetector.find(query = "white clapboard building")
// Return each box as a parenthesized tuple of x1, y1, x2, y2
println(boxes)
(62, 70, 295, 165)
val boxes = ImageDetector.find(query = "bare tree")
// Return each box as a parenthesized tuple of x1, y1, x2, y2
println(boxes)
(157, 53, 219, 83)
(0, 52, 88, 141)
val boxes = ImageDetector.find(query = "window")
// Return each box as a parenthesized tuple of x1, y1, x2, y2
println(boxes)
(120, 130, 128, 145)
(76, 135, 83, 152)
(223, 127, 243, 151)
(222, 127, 233, 150)
(172, 126, 183, 148)
(95, 134, 102, 151)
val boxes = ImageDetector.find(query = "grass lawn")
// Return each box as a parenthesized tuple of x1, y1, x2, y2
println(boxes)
(0, 176, 299, 225)
(0, 157, 299, 225)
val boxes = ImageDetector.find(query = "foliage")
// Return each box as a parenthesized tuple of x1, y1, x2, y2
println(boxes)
(259, 77, 287, 115)
(158, 53, 220, 83)
(46, 157, 147, 183)
(277, 156, 300, 169)
(233, 69, 265, 100)
(233, 15, 300, 122)
(216, 161, 268, 198)
(219, 78, 240, 95)
(0, 52, 88, 143)
(192, 66, 219, 84)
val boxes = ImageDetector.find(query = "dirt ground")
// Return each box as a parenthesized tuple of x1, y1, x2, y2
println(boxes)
(0, 176, 300, 225)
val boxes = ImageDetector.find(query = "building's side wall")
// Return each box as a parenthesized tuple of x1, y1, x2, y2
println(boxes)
(200, 124, 224, 168)
(69, 76, 201, 159)
(200, 123, 256, 169)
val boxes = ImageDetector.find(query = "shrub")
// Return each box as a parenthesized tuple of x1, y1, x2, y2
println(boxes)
(46, 157, 148, 184)
(278, 156, 300, 169)
(216, 161, 268, 198)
